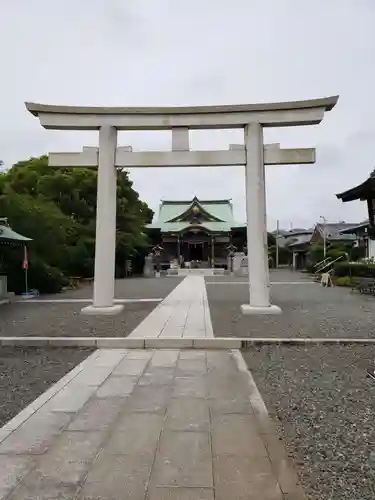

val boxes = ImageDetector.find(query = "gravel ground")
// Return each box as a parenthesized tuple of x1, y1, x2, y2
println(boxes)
(0, 347, 93, 428)
(243, 344, 375, 500)
(206, 270, 375, 338)
(41, 276, 183, 300)
(1, 277, 182, 338)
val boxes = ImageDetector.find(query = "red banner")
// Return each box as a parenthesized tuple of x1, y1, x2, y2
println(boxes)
(23, 246, 28, 270)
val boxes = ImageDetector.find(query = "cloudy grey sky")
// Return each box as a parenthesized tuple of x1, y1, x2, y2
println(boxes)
(1, 0, 374, 230)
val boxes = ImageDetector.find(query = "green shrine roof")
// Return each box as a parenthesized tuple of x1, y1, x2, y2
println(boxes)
(147, 197, 245, 233)
(0, 218, 32, 243)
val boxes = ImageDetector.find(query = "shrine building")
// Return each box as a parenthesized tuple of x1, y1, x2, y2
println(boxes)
(146, 197, 248, 268)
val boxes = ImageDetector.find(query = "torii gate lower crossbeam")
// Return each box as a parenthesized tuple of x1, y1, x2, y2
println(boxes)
(25, 96, 338, 315)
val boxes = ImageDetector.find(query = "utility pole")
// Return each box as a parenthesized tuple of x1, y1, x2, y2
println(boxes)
(276, 220, 280, 268)
(320, 216, 327, 257)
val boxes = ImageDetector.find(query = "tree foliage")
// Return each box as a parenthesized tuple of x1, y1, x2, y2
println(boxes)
(0, 156, 153, 293)
(308, 243, 349, 265)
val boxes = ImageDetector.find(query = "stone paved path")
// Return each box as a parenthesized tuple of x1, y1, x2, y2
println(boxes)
(129, 276, 213, 338)
(0, 348, 304, 499)
(0, 274, 306, 499)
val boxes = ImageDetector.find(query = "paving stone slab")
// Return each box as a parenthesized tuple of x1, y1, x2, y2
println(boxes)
(71, 366, 114, 387)
(151, 350, 180, 367)
(17, 409, 73, 431)
(206, 351, 238, 369)
(91, 349, 128, 367)
(78, 453, 155, 499)
(175, 359, 207, 377)
(213, 455, 283, 500)
(6, 481, 80, 500)
(146, 487, 214, 500)
(0, 412, 73, 455)
(165, 398, 210, 432)
(178, 350, 206, 360)
(138, 367, 176, 387)
(106, 413, 163, 455)
(207, 378, 248, 400)
(112, 358, 150, 376)
(40, 385, 97, 413)
(0, 456, 35, 499)
(125, 386, 173, 414)
(152, 431, 213, 488)
(283, 490, 308, 500)
(260, 431, 302, 494)
(0, 430, 11, 444)
(126, 349, 154, 360)
(172, 377, 209, 398)
(208, 397, 254, 415)
(95, 375, 138, 398)
(67, 397, 126, 431)
(29, 430, 106, 486)
(211, 414, 268, 457)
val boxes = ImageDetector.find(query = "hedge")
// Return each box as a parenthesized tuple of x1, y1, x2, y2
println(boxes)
(333, 262, 375, 278)
(6, 257, 68, 294)
(334, 276, 355, 287)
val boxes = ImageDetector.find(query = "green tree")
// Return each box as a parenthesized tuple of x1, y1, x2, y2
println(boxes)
(0, 156, 153, 292)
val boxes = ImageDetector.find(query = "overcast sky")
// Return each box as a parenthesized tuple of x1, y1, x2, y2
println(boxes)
(1, 0, 374, 230)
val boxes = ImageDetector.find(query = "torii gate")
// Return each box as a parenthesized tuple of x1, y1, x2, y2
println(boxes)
(25, 96, 338, 316)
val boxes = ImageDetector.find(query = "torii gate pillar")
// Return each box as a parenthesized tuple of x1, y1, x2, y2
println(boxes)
(242, 123, 279, 313)
(84, 126, 122, 315)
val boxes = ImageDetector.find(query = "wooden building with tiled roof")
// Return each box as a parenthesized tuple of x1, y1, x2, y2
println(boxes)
(147, 197, 248, 268)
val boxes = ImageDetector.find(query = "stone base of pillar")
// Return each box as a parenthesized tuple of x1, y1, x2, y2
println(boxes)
(81, 304, 124, 316)
(240, 304, 282, 315)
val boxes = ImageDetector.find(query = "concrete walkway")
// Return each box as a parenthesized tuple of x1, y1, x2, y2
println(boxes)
(0, 348, 304, 500)
(128, 276, 213, 338)
(0, 275, 306, 499)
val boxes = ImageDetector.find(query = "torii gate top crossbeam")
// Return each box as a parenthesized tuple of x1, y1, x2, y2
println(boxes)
(25, 96, 338, 131)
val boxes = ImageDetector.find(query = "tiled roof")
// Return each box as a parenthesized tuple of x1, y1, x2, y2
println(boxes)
(157, 199, 234, 223)
(150, 221, 232, 233)
(0, 221, 31, 242)
(147, 198, 242, 233)
(316, 223, 358, 240)
(339, 220, 369, 234)
(286, 233, 313, 247)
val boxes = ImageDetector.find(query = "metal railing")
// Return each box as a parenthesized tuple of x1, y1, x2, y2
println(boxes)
(314, 255, 344, 274)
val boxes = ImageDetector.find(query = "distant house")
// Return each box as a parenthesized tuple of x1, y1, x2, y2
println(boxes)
(284, 229, 314, 269)
(310, 222, 358, 246)
(339, 221, 372, 258)
(274, 222, 364, 270)
(271, 229, 308, 248)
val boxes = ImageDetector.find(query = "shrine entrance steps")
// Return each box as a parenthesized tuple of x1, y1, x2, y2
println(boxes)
(177, 268, 225, 277)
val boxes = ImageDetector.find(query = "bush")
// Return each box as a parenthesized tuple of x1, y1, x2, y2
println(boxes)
(333, 262, 375, 278)
(334, 276, 354, 287)
(350, 246, 367, 262)
(7, 257, 68, 294)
